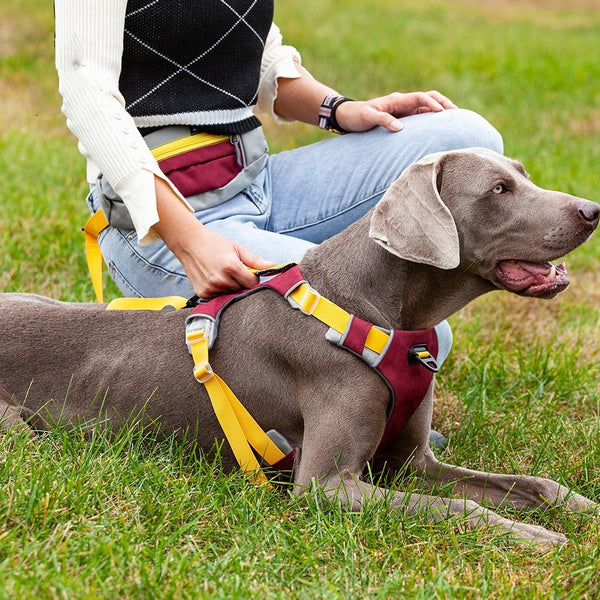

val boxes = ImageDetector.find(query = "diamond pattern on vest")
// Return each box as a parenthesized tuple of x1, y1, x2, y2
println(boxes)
(120, 0, 273, 130)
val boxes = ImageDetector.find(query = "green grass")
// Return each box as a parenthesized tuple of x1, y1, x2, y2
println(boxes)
(1, 0, 600, 597)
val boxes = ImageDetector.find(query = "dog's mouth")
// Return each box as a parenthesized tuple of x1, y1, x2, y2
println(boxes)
(495, 260, 569, 298)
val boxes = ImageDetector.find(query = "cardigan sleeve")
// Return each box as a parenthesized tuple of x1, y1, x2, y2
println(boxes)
(55, 0, 189, 245)
(55, 6, 300, 245)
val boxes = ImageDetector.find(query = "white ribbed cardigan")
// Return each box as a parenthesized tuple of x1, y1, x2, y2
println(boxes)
(55, 1, 302, 244)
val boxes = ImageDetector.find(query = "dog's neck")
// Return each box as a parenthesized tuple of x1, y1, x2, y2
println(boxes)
(299, 216, 494, 331)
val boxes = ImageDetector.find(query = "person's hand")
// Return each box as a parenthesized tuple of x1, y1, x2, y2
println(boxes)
(153, 177, 275, 297)
(334, 91, 458, 133)
(174, 224, 275, 298)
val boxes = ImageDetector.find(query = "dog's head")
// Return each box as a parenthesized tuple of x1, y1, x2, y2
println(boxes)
(369, 148, 599, 299)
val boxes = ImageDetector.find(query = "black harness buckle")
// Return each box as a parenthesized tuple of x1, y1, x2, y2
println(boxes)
(408, 344, 439, 373)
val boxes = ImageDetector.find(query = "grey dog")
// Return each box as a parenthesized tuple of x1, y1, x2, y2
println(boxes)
(1, 148, 599, 548)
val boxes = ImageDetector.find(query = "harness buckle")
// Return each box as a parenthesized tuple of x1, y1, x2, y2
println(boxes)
(408, 344, 439, 373)
(186, 327, 209, 344)
(186, 318, 217, 352)
(296, 284, 321, 315)
(193, 360, 214, 383)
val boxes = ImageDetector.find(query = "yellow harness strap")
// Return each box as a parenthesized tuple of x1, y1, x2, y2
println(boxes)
(186, 328, 285, 485)
(103, 298, 287, 485)
(287, 282, 390, 355)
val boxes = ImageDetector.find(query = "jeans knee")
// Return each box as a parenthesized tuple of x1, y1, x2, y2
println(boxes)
(444, 108, 504, 155)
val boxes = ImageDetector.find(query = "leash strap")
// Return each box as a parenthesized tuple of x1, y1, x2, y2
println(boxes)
(84, 210, 189, 311)
(107, 296, 188, 310)
(83, 209, 110, 303)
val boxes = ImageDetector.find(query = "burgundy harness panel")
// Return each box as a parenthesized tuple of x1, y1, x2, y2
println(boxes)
(190, 264, 438, 453)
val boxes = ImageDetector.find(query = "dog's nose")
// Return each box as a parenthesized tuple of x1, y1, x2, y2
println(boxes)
(577, 199, 600, 229)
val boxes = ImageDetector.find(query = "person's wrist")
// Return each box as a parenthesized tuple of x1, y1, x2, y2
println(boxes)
(318, 94, 354, 134)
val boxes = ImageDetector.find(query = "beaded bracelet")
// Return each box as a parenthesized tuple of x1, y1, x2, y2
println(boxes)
(318, 94, 354, 134)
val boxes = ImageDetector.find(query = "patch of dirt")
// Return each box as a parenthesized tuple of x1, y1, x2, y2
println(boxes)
(0, 11, 40, 57)
(0, 79, 35, 129)
(0, 11, 64, 134)
(456, 0, 600, 29)
(0, 18, 18, 57)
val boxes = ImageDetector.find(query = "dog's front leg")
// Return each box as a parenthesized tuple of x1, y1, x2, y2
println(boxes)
(293, 400, 568, 548)
(417, 455, 599, 514)
(299, 455, 569, 549)
(0, 383, 36, 437)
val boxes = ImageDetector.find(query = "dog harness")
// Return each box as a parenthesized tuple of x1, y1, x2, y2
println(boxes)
(182, 263, 452, 484)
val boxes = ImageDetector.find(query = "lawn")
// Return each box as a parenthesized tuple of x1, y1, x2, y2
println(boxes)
(1, 0, 599, 598)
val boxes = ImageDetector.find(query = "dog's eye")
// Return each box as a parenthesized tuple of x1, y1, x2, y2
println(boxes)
(492, 184, 505, 194)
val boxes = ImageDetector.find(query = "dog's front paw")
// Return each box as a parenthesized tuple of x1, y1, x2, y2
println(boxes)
(564, 491, 600, 515)
(507, 523, 567, 551)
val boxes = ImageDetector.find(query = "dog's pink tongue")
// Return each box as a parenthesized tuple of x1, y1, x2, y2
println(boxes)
(501, 260, 552, 278)
(496, 260, 569, 296)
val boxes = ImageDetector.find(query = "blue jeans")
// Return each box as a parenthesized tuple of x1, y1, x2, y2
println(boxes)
(90, 109, 503, 298)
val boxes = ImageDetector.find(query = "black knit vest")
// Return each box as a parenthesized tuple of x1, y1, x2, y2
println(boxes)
(120, 0, 274, 134)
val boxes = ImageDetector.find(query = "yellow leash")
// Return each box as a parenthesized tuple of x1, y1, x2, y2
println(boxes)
(107, 296, 188, 310)
(83, 209, 110, 303)
(83, 210, 188, 310)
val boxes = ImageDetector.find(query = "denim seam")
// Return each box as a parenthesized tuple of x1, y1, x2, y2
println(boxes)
(107, 259, 144, 298)
(113, 229, 189, 280)
(273, 188, 385, 235)
(242, 183, 268, 214)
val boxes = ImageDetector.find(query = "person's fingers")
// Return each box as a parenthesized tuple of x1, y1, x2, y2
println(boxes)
(412, 91, 447, 112)
(239, 247, 277, 272)
(230, 246, 275, 289)
(363, 105, 404, 132)
(196, 266, 243, 297)
(424, 90, 458, 110)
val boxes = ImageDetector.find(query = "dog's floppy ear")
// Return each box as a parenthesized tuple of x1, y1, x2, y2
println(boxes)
(369, 154, 460, 270)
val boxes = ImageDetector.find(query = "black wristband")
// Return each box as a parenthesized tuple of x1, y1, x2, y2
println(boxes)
(318, 94, 354, 134)
(329, 97, 354, 134)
